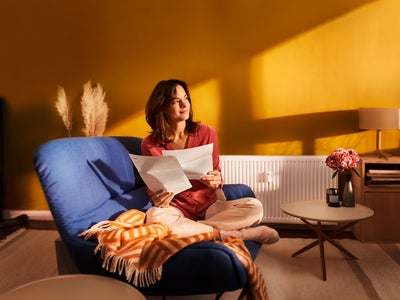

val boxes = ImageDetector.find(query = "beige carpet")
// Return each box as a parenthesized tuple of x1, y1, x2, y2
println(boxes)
(259, 238, 400, 300)
(1, 230, 399, 300)
(0, 229, 59, 294)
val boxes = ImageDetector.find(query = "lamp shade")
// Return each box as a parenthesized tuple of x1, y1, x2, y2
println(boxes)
(359, 107, 400, 130)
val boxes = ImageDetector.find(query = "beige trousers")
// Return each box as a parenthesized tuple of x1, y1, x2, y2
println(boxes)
(145, 190, 264, 238)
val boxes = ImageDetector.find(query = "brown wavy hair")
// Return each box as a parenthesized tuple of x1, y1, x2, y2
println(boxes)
(145, 79, 200, 146)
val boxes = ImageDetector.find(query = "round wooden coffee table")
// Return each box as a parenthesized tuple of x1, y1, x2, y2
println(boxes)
(1, 274, 146, 300)
(281, 200, 374, 281)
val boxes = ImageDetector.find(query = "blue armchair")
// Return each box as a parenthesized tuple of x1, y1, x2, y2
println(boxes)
(33, 136, 261, 298)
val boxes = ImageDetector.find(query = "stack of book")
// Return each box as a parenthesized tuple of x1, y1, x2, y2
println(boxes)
(366, 169, 400, 187)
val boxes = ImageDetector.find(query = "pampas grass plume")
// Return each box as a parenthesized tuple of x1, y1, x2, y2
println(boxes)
(81, 81, 109, 137)
(55, 86, 73, 137)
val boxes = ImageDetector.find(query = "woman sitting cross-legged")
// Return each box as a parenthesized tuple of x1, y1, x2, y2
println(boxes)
(141, 79, 279, 245)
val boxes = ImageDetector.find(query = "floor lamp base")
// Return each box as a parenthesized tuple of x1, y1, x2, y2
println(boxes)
(373, 149, 392, 160)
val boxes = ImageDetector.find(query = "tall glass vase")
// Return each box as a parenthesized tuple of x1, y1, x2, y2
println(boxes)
(341, 173, 355, 207)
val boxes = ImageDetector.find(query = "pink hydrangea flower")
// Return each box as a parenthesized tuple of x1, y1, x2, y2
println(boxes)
(325, 148, 360, 178)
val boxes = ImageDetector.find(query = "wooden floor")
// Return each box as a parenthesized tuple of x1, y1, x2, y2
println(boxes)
(1, 215, 356, 240)
(0, 214, 30, 240)
(269, 222, 356, 239)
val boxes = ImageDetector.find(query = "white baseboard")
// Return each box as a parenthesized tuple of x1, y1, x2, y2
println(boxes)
(3, 210, 53, 221)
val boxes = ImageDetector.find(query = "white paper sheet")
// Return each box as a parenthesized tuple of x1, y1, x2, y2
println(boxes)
(129, 155, 192, 195)
(162, 143, 213, 180)
(129, 143, 214, 195)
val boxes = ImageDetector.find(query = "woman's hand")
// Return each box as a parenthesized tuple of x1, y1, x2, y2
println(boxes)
(150, 190, 174, 208)
(200, 170, 222, 189)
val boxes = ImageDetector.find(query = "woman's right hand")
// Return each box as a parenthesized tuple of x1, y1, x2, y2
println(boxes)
(150, 190, 174, 208)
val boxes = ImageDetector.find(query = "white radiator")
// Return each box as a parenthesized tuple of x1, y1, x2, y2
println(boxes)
(220, 155, 337, 223)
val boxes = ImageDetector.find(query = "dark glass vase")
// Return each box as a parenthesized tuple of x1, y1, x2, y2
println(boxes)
(341, 173, 355, 207)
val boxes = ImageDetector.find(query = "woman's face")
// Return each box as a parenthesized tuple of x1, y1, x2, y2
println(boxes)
(166, 84, 190, 124)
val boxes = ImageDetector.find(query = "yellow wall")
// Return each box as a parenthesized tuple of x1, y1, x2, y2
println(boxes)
(1, 0, 399, 210)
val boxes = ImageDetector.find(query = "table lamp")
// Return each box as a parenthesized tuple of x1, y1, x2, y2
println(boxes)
(359, 107, 400, 159)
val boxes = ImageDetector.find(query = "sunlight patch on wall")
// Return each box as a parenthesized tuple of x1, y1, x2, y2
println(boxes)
(315, 132, 366, 155)
(381, 130, 400, 153)
(191, 78, 222, 130)
(315, 130, 400, 156)
(249, 2, 391, 122)
(255, 140, 303, 155)
(106, 111, 149, 138)
(249, 34, 336, 121)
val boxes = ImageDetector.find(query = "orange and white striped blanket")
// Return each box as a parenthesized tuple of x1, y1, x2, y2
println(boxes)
(79, 209, 268, 300)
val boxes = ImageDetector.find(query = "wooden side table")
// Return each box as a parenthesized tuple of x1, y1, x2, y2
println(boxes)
(353, 156, 400, 242)
(281, 200, 374, 281)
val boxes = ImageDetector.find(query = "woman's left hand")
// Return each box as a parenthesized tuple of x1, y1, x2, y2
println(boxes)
(200, 170, 222, 189)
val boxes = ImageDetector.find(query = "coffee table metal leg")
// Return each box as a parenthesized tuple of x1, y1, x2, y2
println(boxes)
(316, 222, 327, 280)
(290, 220, 327, 280)
(299, 219, 357, 258)
(292, 240, 319, 257)
(291, 218, 358, 280)
(318, 227, 357, 259)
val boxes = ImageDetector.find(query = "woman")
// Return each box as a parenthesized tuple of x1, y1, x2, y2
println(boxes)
(142, 79, 279, 245)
